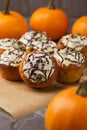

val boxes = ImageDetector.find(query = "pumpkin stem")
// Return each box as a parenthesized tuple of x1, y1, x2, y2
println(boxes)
(2, 0, 11, 14)
(48, 0, 55, 9)
(76, 71, 87, 96)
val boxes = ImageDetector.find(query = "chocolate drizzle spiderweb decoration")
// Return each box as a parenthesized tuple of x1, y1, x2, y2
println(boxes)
(23, 53, 55, 83)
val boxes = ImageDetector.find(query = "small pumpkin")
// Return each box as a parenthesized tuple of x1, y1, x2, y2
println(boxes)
(72, 16, 87, 37)
(0, 0, 28, 39)
(30, 0, 69, 40)
(45, 72, 87, 130)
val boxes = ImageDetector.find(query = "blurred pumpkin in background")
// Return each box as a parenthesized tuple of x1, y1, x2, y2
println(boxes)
(72, 16, 87, 37)
(45, 73, 87, 130)
(0, 0, 28, 39)
(30, 0, 69, 40)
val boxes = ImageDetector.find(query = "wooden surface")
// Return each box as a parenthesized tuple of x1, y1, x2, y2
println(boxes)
(0, 76, 77, 119)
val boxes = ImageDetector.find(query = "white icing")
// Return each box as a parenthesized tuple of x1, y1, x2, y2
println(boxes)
(23, 52, 55, 83)
(60, 34, 87, 51)
(19, 31, 49, 45)
(19, 30, 57, 53)
(0, 48, 25, 67)
(0, 38, 17, 50)
(53, 48, 85, 66)
(26, 39, 57, 53)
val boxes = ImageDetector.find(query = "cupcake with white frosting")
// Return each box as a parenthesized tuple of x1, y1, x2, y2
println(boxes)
(19, 30, 57, 54)
(19, 51, 58, 88)
(26, 39, 57, 54)
(19, 30, 49, 45)
(0, 38, 17, 54)
(53, 48, 86, 83)
(0, 45, 26, 81)
(57, 34, 87, 60)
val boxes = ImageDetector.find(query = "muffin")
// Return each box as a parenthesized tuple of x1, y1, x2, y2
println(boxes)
(0, 38, 17, 54)
(0, 44, 26, 81)
(26, 39, 57, 54)
(19, 30, 49, 45)
(53, 48, 86, 83)
(19, 51, 58, 88)
(19, 30, 57, 54)
(57, 34, 87, 59)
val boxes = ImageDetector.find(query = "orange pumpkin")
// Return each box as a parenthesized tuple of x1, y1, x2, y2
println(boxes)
(72, 16, 87, 37)
(30, 0, 69, 40)
(0, 0, 28, 39)
(45, 73, 87, 130)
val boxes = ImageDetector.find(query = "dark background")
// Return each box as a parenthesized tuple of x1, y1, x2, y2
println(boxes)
(0, 0, 87, 31)
(0, 0, 87, 18)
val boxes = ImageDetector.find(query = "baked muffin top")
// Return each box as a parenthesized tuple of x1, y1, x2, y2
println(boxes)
(19, 30, 57, 53)
(0, 45, 26, 67)
(19, 30, 49, 45)
(26, 39, 57, 53)
(53, 48, 85, 67)
(23, 52, 56, 83)
(59, 34, 87, 51)
(0, 38, 17, 50)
